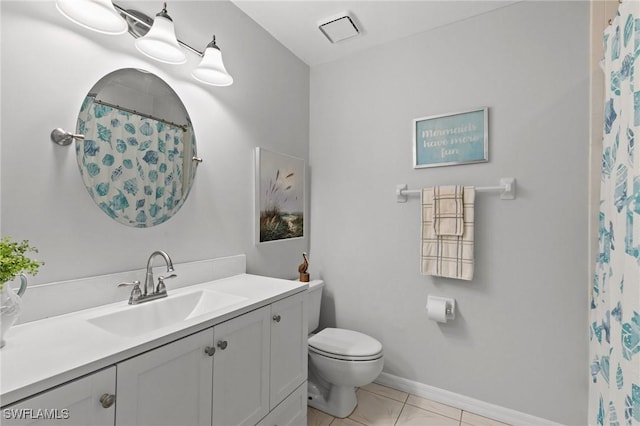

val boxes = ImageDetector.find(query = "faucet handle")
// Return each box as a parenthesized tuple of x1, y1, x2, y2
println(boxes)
(117, 281, 142, 304)
(117, 280, 141, 287)
(156, 274, 177, 294)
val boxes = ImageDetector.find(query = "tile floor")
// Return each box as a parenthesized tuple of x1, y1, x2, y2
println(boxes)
(307, 383, 511, 426)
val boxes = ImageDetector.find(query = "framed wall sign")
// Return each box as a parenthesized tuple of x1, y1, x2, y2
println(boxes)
(413, 107, 488, 168)
(255, 147, 305, 244)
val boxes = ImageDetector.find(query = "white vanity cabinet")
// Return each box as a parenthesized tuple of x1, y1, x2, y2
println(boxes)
(0, 276, 308, 426)
(114, 291, 307, 426)
(3, 367, 116, 426)
(115, 306, 272, 426)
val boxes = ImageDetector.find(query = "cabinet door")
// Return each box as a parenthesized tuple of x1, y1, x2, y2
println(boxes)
(3, 367, 115, 426)
(270, 292, 307, 409)
(116, 329, 213, 426)
(212, 306, 270, 426)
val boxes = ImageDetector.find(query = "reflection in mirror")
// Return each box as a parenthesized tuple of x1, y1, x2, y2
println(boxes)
(75, 68, 198, 227)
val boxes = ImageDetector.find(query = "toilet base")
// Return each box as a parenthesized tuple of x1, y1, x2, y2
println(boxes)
(307, 379, 357, 418)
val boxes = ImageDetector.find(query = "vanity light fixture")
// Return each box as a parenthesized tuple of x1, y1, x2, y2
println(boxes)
(134, 3, 186, 65)
(191, 36, 234, 87)
(55, 0, 233, 86)
(56, 0, 128, 35)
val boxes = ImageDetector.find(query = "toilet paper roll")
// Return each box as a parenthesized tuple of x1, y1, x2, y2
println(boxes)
(426, 296, 454, 323)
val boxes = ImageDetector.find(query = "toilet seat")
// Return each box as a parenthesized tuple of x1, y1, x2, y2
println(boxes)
(309, 345, 383, 361)
(308, 328, 383, 361)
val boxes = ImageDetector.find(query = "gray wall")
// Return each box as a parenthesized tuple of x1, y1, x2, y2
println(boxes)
(309, 2, 589, 424)
(0, 1, 310, 283)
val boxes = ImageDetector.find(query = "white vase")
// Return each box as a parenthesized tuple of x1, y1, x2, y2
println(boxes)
(0, 274, 27, 348)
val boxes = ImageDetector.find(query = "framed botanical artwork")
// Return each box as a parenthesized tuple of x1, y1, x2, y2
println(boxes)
(255, 148, 305, 244)
(413, 107, 488, 168)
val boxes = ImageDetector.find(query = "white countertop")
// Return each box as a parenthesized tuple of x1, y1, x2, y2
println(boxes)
(0, 274, 307, 406)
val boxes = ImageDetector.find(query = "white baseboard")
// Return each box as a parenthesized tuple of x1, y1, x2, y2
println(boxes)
(374, 372, 564, 426)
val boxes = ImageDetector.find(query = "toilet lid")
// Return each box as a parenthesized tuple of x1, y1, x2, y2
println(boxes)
(308, 328, 382, 358)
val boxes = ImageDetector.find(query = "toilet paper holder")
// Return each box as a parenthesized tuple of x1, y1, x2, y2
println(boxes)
(426, 296, 456, 322)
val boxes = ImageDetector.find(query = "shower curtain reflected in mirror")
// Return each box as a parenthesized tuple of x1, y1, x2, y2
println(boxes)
(76, 96, 190, 227)
(590, 2, 640, 424)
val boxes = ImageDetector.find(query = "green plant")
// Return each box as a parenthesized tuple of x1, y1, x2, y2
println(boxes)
(0, 237, 44, 291)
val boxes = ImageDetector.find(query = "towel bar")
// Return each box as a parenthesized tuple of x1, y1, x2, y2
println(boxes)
(395, 177, 516, 203)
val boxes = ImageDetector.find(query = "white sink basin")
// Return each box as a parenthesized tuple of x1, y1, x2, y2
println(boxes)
(87, 290, 248, 337)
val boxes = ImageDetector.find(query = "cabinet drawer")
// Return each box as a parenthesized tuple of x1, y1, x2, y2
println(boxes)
(257, 382, 307, 426)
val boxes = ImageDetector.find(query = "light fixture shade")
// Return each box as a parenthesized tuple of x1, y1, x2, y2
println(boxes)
(56, 0, 127, 35)
(191, 38, 233, 86)
(134, 12, 186, 64)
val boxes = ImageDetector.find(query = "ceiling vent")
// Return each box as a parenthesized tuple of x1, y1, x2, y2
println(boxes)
(319, 15, 359, 44)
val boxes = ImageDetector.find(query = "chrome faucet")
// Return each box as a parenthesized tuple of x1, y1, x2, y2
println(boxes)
(144, 250, 175, 296)
(118, 250, 177, 305)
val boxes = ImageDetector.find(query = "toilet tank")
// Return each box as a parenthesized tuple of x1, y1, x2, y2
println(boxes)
(307, 280, 325, 334)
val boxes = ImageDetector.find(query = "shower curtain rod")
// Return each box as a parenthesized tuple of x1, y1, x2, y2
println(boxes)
(92, 99, 189, 132)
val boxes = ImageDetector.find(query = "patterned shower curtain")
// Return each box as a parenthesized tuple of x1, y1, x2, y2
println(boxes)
(76, 96, 186, 227)
(590, 1, 640, 424)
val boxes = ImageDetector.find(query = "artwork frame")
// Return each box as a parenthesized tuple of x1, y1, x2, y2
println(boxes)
(255, 148, 305, 244)
(413, 107, 488, 168)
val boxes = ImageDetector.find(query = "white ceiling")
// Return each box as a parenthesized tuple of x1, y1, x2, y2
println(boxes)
(231, 1, 518, 66)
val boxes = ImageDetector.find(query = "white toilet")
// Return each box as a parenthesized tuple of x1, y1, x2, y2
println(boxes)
(307, 280, 384, 418)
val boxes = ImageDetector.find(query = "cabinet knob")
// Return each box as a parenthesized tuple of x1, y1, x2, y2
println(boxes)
(204, 346, 216, 356)
(272, 314, 281, 323)
(217, 340, 228, 350)
(99, 393, 115, 409)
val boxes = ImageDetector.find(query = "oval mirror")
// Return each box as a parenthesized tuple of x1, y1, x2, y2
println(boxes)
(74, 68, 198, 227)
